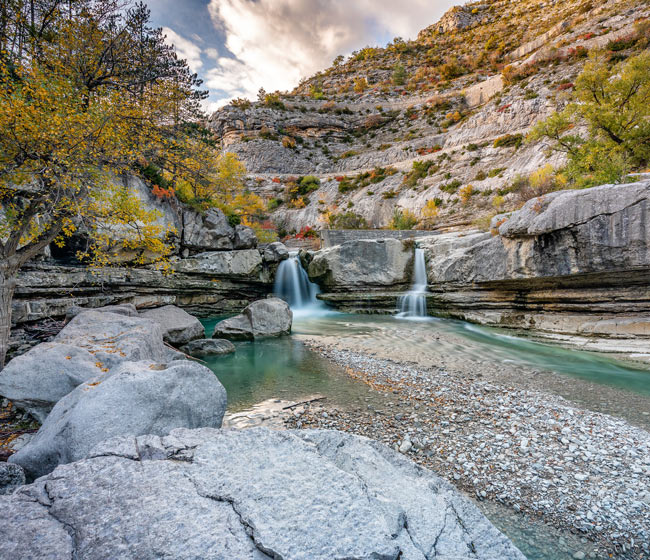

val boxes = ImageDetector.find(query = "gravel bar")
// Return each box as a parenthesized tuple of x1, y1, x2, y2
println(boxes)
(285, 342, 650, 560)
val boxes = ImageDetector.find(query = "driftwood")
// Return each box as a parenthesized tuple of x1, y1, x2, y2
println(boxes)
(282, 396, 326, 410)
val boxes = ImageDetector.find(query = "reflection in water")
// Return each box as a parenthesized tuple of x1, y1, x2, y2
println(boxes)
(200, 334, 376, 411)
(293, 314, 650, 398)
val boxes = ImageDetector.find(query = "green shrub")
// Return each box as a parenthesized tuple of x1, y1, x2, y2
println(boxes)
(267, 198, 283, 211)
(328, 211, 368, 229)
(493, 134, 523, 149)
(390, 208, 418, 230)
(439, 179, 462, 193)
(392, 63, 407, 86)
(402, 160, 438, 188)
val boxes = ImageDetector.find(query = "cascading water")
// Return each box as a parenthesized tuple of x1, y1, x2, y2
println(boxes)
(274, 252, 325, 315)
(397, 247, 428, 319)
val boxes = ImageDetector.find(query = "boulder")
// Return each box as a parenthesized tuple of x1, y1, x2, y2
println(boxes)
(140, 305, 204, 346)
(212, 314, 256, 341)
(421, 180, 650, 283)
(0, 344, 108, 423)
(0, 463, 25, 495)
(1, 428, 524, 559)
(308, 239, 414, 290)
(0, 310, 173, 422)
(263, 241, 289, 263)
(180, 339, 236, 357)
(182, 208, 234, 252)
(55, 310, 172, 368)
(213, 298, 292, 340)
(233, 224, 258, 249)
(9, 360, 227, 480)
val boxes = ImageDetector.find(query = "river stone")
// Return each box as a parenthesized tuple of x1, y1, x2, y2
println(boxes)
(212, 314, 255, 340)
(307, 239, 414, 289)
(213, 298, 292, 340)
(263, 241, 289, 263)
(182, 208, 235, 252)
(140, 305, 204, 346)
(233, 224, 258, 249)
(0, 463, 25, 495)
(1, 428, 524, 559)
(9, 360, 227, 480)
(180, 338, 235, 357)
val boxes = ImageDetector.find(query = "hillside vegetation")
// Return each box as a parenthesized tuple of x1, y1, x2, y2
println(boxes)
(207, 0, 649, 236)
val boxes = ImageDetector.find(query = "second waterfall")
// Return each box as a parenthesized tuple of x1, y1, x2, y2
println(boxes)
(397, 247, 428, 319)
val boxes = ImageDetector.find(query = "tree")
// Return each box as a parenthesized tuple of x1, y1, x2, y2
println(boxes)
(392, 63, 407, 86)
(0, 1, 217, 366)
(529, 52, 650, 187)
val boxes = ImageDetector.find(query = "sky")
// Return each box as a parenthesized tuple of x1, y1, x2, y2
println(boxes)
(147, 0, 458, 112)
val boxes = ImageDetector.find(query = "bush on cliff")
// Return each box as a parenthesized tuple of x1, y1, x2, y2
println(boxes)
(529, 51, 650, 188)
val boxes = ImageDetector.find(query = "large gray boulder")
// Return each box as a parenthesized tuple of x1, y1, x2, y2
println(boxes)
(308, 239, 414, 290)
(421, 180, 650, 284)
(0, 463, 25, 495)
(233, 224, 258, 249)
(55, 310, 172, 368)
(9, 361, 227, 480)
(214, 298, 292, 340)
(140, 305, 204, 346)
(1, 428, 524, 559)
(182, 208, 235, 252)
(0, 310, 172, 422)
(263, 241, 289, 263)
(180, 338, 236, 357)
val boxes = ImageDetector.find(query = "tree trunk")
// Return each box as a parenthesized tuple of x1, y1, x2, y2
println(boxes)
(0, 263, 17, 370)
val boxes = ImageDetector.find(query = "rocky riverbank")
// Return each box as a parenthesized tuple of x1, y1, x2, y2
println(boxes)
(285, 340, 650, 560)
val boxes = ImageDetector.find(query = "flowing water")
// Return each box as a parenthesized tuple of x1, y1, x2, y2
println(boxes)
(397, 247, 428, 319)
(201, 311, 650, 560)
(200, 256, 650, 560)
(273, 252, 329, 317)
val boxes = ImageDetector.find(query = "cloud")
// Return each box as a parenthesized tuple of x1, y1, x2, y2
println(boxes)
(205, 0, 456, 104)
(162, 27, 203, 73)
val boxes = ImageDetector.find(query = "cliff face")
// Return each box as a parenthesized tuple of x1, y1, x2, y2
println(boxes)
(207, 0, 648, 234)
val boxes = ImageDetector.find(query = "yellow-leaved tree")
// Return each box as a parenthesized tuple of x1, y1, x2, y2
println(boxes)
(0, 0, 220, 366)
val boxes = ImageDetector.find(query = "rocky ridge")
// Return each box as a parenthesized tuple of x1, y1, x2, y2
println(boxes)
(207, 0, 648, 233)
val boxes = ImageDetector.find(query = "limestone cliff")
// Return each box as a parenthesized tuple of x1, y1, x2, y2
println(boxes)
(207, 0, 648, 234)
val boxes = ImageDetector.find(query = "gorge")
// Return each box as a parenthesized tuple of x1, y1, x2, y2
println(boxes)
(1, 0, 650, 559)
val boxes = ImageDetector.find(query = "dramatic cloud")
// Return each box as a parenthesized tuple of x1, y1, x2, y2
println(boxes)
(204, 0, 456, 106)
(162, 27, 204, 73)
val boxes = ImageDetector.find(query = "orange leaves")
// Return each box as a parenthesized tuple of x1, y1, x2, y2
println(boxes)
(152, 185, 175, 199)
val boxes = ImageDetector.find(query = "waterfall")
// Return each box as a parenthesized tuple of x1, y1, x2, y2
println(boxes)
(397, 248, 428, 319)
(274, 252, 325, 315)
